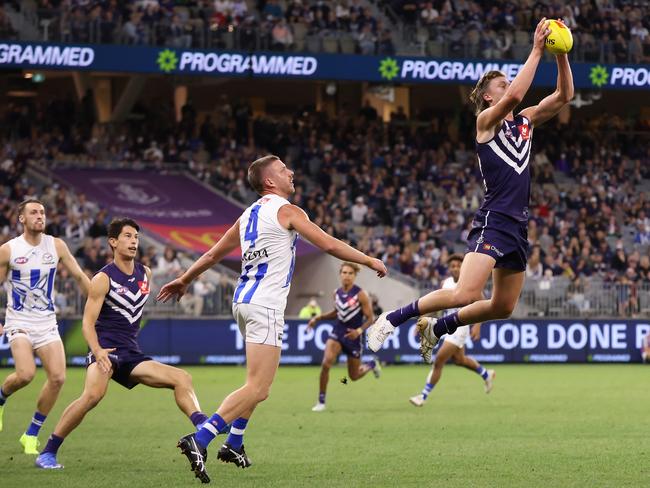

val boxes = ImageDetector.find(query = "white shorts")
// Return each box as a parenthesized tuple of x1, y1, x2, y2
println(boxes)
(4, 322, 61, 350)
(443, 325, 470, 349)
(232, 303, 285, 347)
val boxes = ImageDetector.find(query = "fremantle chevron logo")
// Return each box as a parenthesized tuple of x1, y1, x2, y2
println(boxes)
(0, 43, 94, 67)
(175, 52, 317, 76)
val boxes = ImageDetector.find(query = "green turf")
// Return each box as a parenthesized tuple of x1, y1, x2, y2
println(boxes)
(1, 364, 648, 488)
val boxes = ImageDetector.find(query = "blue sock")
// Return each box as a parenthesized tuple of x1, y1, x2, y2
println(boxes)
(421, 383, 434, 400)
(433, 312, 463, 338)
(318, 392, 326, 404)
(42, 433, 64, 455)
(366, 360, 376, 370)
(475, 366, 489, 380)
(195, 413, 227, 448)
(0, 387, 8, 406)
(386, 300, 420, 327)
(26, 411, 47, 436)
(190, 411, 208, 429)
(226, 417, 248, 449)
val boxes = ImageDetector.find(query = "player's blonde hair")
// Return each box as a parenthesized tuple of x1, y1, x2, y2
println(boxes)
(247, 154, 280, 194)
(469, 70, 507, 115)
(340, 262, 360, 274)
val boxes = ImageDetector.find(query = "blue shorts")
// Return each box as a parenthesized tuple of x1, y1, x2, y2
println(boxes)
(466, 210, 529, 272)
(86, 349, 152, 389)
(328, 330, 362, 359)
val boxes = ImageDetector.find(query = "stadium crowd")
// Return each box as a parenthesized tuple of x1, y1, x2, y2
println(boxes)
(387, 0, 650, 63)
(4, 1, 645, 61)
(20, 0, 395, 55)
(1, 93, 649, 315)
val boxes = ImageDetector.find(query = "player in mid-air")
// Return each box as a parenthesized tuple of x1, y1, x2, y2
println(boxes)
(0, 199, 90, 455)
(157, 155, 386, 483)
(308, 262, 381, 412)
(409, 254, 494, 407)
(368, 18, 574, 362)
(35, 218, 209, 469)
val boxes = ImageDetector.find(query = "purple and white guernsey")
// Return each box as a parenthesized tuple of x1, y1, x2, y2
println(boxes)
(334, 285, 363, 330)
(476, 114, 533, 223)
(95, 262, 150, 351)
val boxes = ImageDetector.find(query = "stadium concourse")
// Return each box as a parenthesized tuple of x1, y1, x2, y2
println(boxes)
(0, 94, 649, 317)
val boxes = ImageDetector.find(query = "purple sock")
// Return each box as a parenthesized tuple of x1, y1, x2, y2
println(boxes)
(318, 392, 326, 404)
(433, 311, 463, 337)
(366, 360, 376, 370)
(190, 411, 208, 429)
(42, 434, 64, 455)
(386, 300, 420, 327)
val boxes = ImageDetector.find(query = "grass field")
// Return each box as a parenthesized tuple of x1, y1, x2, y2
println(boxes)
(1, 364, 648, 488)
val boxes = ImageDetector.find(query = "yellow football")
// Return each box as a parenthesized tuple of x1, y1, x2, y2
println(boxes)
(544, 19, 573, 54)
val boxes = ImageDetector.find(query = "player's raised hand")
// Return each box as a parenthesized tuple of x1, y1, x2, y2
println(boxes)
(93, 347, 116, 374)
(533, 17, 551, 52)
(367, 258, 387, 278)
(156, 278, 189, 302)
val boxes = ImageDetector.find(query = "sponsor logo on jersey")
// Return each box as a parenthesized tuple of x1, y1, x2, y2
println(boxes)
(115, 286, 129, 294)
(242, 248, 269, 261)
(518, 123, 530, 140)
(42, 253, 55, 264)
(14, 256, 28, 264)
(483, 243, 504, 257)
(138, 280, 150, 295)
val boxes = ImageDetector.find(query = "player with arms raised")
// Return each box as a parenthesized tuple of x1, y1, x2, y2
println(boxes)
(308, 262, 380, 412)
(0, 199, 90, 455)
(35, 218, 208, 469)
(368, 19, 574, 362)
(158, 155, 386, 483)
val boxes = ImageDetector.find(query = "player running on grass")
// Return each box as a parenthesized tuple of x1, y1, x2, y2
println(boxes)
(158, 155, 386, 483)
(368, 18, 574, 362)
(409, 254, 494, 407)
(0, 199, 90, 455)
(35, 218, 209, 469)
(308, 262, 381, 412)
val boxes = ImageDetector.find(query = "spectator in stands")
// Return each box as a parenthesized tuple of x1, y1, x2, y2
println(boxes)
(182, 275, 217, 316)
(65, 214, 87, 242)
(168, 14, 192, 48)
(263, 0, 284, 21)
(272, 19, 294, 50)
(154, 246, 183, 276)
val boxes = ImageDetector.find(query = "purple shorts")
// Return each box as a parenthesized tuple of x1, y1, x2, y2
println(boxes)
(466, 210, 529, 272)
(86, 349, 152, 389)
(329, 329, 362, 359)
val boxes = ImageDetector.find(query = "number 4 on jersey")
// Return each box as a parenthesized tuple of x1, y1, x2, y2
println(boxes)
(244, 204, 261, 248)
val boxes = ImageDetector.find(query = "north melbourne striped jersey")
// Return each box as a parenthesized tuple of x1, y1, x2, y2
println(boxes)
(4, 234, 59, 327)
(233, 194, 298, 312)
(476, 114, 533, 223)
